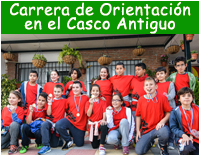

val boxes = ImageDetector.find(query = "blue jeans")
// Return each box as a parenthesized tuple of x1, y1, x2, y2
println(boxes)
(135, 126, 170, 155)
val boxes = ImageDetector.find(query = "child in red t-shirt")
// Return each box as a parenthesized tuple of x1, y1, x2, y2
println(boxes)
(20, 92, 48, 154)
(85, 84, 107, 154)
(106, 93, 135, 155)
(109, 62, 133, 107)
(65, 68, 87, 98)
(135, 77, 172, 155)
(170, 87, 199, 155)
(38, 85, 67, 155)
(56, 81, 89, 150)
(43, 70, 66, 98)
(95, 66, 113, 107)
(1, 91, 24, 154)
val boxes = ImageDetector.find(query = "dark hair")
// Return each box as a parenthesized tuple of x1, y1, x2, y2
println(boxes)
(112, 93, 124, 103)
(30, 70, 38, 77)
(156, 67, 167, 74)
(69, 68, 82, 79)
(54, 84, 63, 92)
(144, 77, 157, 85)
(51, 70, 60, 76)
(174, 56, 186, 66)
(39, 92, 48, 101)
(10, 91, 22, 107)
(135, 63, 146, 70)
(73, 81, 82, 88)
(177, 87, 194, 106)
(115, 62, 125, 68)
(97, 66, 110, 80)
(90, 84, 101, 97)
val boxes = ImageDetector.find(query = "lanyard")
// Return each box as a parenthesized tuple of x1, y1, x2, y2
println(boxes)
(74, 95, 82, 113)
(147, 93, 158, 103)
(113, 107, 122, 115)
(35, 108, 44, 112)
(94, 98, 99, 104)
(181, 106, 193, 133)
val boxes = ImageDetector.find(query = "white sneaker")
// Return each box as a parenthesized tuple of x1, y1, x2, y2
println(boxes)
(99, 146, 106, 155)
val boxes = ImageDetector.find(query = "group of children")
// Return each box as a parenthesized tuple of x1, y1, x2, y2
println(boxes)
(1, 56, 199, 155)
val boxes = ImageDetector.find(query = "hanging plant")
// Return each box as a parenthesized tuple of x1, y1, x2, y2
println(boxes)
(98, 54, 112, 66)
(32, 54, 47, 68)
(58, 44, 82, 65)
(190, 50, 198, 60)
(132, 46, 145, 56)
(185, 34, 194, 42)
(2, 51, 15, 61)
(166, 45, 180, 54)
(180, 40, 184, 51)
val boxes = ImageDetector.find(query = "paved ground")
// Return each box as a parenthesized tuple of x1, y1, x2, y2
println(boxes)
(1, 132, 179, 155)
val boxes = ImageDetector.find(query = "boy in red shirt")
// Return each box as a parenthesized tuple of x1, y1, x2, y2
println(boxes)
(135, 77, 172, 155)
(19, 70, 43, 116)
(109, 62, 133, 107)
(38, 85, 67, 155)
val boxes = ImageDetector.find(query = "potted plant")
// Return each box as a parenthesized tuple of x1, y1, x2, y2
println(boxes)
(180, 40, 184, 51)
(62, 76, 72, 85)
(90, 76, 98, 85)
(132, 46, 145, 56)
(2, 51, 15, 61)
(15, 80, 24, 89)
(98, 54, 112, 66)
(58, 45, 82, 65)
(185, 34, 194, 42)
(160, 54, 169, 67)
(79, 63, 86, 74)
(145, 67, 156, 78)
(190, 50, 198, 60)
(32, 54, 47, 68)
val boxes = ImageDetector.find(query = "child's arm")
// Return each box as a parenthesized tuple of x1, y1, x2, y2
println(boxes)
(156, 112, 170, 130)
(166, 82, 176, 101)
(100, 112, 107, 125)
(86, 98, 94, 117)
(189, 72, 196, 91)
(47, 96, 52, 115)
(10, 107, 23, 124)
(136, 116, 141, 142)
(26, 105, 33, 124)
(106, 107, 114, 129)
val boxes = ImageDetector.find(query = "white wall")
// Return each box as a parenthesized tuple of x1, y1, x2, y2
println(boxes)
(1, 52, 7, 74)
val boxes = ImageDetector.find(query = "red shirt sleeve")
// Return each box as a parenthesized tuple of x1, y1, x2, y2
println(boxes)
(135, 97, 142, 116)
(17, 107, 25, 121)
(103, 101, 107, 113)
(1, 107, 5, 120)
(43, 83, 47, 93)
(61, 83, 66, 96)
(65, 98, 69, 110)
(85, 101, 90, 114)
(65, 82, 69, 91)
(162, 96, 172, 112)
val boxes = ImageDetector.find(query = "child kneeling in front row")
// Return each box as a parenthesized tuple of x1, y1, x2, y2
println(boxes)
(135, 77, 172, 155)
(106, 93, 135, 155)
(169, 87, 199, 155)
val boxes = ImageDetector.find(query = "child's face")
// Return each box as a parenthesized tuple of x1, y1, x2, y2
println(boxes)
(8, 93, 21, 106)
(71, 70, 78, 80)
(112, 95, 123, 109)
(115, 65, 125, 76)
(179, 93, 193, 106)
(144, 80, 157, 94)
(91, 86, 100, 98)
(174, 61, 187, 74)
(100, 68, 108, 79)
(37, 96, 47, 108)
(156, 71, 167, 81)
(135, 66, 146, 77)
(51, 71, 59, 82)
(29, 73, 38, 83)
(72, 84, 82, 96)
(54, 88, 62, 98)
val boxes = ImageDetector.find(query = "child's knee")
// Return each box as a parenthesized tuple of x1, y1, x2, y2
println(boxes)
(107, 135, 118, 144)
(10, 122, 20, 129)
(120, 119, 129, 127)
(158, 126, 169, 139)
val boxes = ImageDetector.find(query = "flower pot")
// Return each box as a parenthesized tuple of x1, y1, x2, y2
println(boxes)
(132, 48, 145, 56)
(166, 45, 180, 54)
(161, 61, 167, 67)
(80, 68, 86, 74)
(185, 34, 194, 42)
(2, 53, 15, 61)
(32, 59, 46, 68)
(62, 55, 76, 64)
(180, 44, 184, 51)
(98, 56, 112, 66)
(191, 53, 198, 60)
(15, 83, 21, 89)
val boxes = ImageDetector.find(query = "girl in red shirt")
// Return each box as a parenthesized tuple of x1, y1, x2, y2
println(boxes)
(43, 70, 66, 98)
(106, 93, 135, 155)
(1, 91, 24, 154)
(65, 68, 87, 98)
(85, 84, 107, 155)
(94, 66, 113, 107)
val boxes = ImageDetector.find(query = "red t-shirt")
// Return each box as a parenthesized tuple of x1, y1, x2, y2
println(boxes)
(43, 82, 66, 98)
(26, 82, 37, 106)
(66, 95, 89, 131)
(95, 80, 113, 107)
(1, 106, 24, 127)
(26, 107, 46, 121)
(130, 75, 148, 111)
(44, 98, 66, 123)
(175, 73, 189, 92)
(157, 81, 171, 95)
(135, 94, 172, 135)
(85, 99, 107, 122)
(65, 81, 87, 97)
(179, 104, 199, 144)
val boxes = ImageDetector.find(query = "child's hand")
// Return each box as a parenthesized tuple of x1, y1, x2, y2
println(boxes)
(156, 121, 165, 130)
(106, 106, 112, 110)
(93, 80, 97, 84)
(163, 92, 168, 97)
(155, 78, 158, 83)
(89, 98, 94, 105)
(136, 131, 141, 142)
(100, 120, 107, 126)
(29, 105, 33, 112)
(181, 134, 193, 146)
(69, 84, 73, 90)
(47, 96, 53, 105)
(10, 106, 16, 114)
(100, 97, 106, 101)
